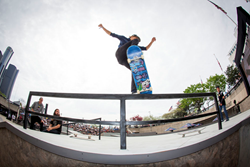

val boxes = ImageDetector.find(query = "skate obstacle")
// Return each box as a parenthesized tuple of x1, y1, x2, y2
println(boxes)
(23, 91, 222, 149)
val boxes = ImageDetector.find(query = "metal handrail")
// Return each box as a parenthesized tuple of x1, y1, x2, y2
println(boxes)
(23, 91, 222, 150)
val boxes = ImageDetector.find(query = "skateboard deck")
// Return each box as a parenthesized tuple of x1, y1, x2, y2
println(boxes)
(127, 45, 152, 94)
(69, 134, 95, 141)
(178, 127, 206, 137)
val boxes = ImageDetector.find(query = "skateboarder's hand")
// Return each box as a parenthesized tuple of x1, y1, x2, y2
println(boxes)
(151, 37, 156, 42)
(98, 24, 103, 29)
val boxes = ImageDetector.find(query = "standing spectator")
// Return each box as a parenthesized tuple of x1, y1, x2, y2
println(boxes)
(30, 97, 44, 131)
(11, 114, 16, 122)
(43, 109, 62, 134)
(216, 86, 229, 122)
(233, 100, 241, 114)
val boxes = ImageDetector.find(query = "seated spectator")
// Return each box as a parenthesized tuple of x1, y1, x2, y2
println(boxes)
(43, 109, 62, 134)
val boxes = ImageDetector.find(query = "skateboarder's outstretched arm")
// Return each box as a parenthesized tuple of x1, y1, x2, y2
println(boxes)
(98, 24, 111, 35)
(146, 37, 156, 50)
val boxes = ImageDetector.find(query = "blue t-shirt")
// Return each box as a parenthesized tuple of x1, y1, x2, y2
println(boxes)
(110, 33, 147, 50)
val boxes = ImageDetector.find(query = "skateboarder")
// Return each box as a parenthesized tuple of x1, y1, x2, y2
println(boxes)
(98, 24, 156, 93)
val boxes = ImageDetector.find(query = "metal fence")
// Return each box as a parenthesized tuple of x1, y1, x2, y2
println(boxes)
(23, 91, 222, 149)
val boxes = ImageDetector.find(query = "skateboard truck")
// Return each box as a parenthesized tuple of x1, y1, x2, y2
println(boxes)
(137, 87, 153, 94)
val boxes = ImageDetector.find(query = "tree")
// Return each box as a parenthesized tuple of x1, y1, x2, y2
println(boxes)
(179, 98, 192, 113)
(130, 115, 143, 121)
(143, 113, 162, 121)
(182, 83, 207, 113)
(162, 112, 174, 119)
(162, 108, 187, 119)
(0, 91, 6, 98)
(205, 74, 226, 106)
(225, 64, 241, 87)
(206, 74, 226, 93)
(172, 108, 187, 118)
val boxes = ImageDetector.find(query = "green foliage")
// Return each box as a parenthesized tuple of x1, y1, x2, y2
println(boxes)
(165, 74, 227, 116)
(179, 98, 192, 112)
(173, 108, 187, 118)
(225, 64, 241, 87)
(143, 113, 162, 121)
(162, 112, 174, 119)
(0, 91, 6, 98)
(206, 74, 226, 93)
(179, 83, 207, 112)
(162, 108, 187, 119)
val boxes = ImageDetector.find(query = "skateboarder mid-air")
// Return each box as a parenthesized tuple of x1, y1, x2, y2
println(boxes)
(98, 24, 156, 93)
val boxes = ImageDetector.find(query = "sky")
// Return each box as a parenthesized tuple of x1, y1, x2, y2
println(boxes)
(0, 0, 250, 122)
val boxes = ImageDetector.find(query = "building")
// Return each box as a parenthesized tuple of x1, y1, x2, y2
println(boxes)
(228, 42, 237, 65)
(0, 50, 3, 62)
(0, 64, 19, 99)
(0, 47, 14, 84)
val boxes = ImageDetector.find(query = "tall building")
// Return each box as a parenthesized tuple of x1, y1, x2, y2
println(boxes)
(0, 64, 19, 99)
(0, 50, 3, 62)
(0, 47, 14, 82)
(228, 42, 237, 65)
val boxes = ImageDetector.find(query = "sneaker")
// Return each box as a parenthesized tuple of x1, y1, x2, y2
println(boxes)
(225, 119, 229, 122)
(131, 89, 137, 94)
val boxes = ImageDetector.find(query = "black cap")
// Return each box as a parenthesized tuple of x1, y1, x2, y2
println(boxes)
(130, 34, 141, 42)
(216, 86, 220, 88)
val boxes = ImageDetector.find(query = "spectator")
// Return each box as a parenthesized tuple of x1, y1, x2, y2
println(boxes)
(30, 97, 44, 131)
(43, 109, 62, 134)
(216, 86, 229, 122)
(233, 100, 241, 114)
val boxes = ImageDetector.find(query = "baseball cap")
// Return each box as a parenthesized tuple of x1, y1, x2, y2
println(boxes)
(130, 34, 141, 42)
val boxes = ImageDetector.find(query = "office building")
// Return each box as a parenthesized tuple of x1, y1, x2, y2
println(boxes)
(0, 64, 19, 99)
(0, 47, 14, 82)
(0, 50, 3, 62)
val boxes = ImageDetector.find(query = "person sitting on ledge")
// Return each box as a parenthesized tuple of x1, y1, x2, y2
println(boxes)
(43, 109, 62, 134)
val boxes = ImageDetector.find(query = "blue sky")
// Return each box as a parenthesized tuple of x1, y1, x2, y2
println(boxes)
(0, 0, 249, 121)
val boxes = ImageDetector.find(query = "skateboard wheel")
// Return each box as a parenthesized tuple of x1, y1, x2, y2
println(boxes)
(137, 90, 140, 94)
(141, 54, 144, 59)
(150, 87, 152, 91)
(127, 59, 131, 64)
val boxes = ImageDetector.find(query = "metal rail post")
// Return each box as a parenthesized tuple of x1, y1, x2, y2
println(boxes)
(23, 93, 32, 129)
(120, 98, 126, 149)
(99, 118, 101, 140)
(45, 104, 48, 114)
(213, 94, 222, 130)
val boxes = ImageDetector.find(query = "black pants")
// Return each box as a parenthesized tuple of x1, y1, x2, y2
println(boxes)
(43, 129, 61, 134)
(30, 116, 43, 131)
(115, 39, 139, 92)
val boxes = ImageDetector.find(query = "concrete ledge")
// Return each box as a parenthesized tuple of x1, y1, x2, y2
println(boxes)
(0, 110, 250, 166)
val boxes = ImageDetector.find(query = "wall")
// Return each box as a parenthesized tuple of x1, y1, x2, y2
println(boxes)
(1, 122, 250, 167)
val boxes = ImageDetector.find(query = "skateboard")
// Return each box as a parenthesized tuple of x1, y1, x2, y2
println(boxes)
(178, 127, 206, 137)
(69, 134, 95, 141)
(127, 45, 152, 94)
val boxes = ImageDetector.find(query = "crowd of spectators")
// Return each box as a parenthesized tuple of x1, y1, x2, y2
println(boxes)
(70, 124, 120, 136)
